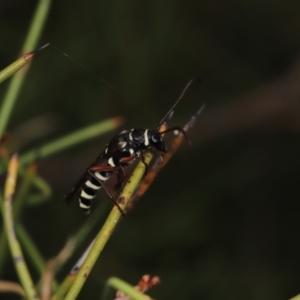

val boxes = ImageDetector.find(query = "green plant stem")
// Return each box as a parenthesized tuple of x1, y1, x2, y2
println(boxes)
(63, 152, 154, 300)
(16, 224, 46, 275)
(22, 0, 51, 52)
(0, 53, 35, 85)
(73, 203, 108, 248)
(19, 117, 123, 165)
(16, 224, 60, 295)
(0, 0, 51, 139)
(2, 154, 39, 300)
(0, 163, 36, 272)
(107, 277, 153, 300)
(13, 163, 36, 216)
(0, 60, 31, 139)
(0, 163, 50, 272)
(25, 174, 52, 205)
(0, 161, 51, 203)
(52, 276, 75, 300)
(53, 205, 108, 298)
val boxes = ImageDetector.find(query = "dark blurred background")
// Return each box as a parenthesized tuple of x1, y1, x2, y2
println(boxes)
(1, 1, 300, 299)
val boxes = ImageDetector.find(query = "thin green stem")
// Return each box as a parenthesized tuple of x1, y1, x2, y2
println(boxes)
(52, 276, 75, 300)
(22, 0, 51, 52)
(73, 203, 108, 248)
(53, 205, 108, 298)
(0, 0, 51, 138)
(13, 163, 36, 216)
(20, 117, 123, 165)
(0, 61, 31, 139)
(15, 224, 46, 275)
(2, 154, 39, 300)
(0, 53, 35, 85)
(0, 163, 36, 272)
(25, 174, 52, 205)
(107, 277, 153, 300)
(0, 162, 50, 272)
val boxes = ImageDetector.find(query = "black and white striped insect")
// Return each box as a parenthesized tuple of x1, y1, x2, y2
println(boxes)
(64, 78, 198, 213)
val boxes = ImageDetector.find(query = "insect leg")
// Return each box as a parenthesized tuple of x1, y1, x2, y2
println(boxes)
(115, 155, 137, 189)
(140, 155, 148, 176)
(88, 165, 117, 199)
(88, 165, 125, 215)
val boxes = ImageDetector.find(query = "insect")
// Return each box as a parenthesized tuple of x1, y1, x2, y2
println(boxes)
(64, 78, 198, 213)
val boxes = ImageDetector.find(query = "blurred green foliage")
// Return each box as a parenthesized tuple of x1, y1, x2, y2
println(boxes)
(1, 1, 300, 299)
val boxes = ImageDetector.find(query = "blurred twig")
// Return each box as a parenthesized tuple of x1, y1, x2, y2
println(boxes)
(40, 238, 75, 300)
(0, 280, 25, 297)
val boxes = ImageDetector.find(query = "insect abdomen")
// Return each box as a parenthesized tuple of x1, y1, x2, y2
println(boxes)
(79, 171, 111, 212)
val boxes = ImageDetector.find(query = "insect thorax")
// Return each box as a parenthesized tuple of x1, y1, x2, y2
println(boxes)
(129, 128, 167, 152)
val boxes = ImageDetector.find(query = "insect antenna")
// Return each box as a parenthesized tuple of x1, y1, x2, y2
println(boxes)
(158, 77, 201, 130)
(31, 43, 50, 55)
(157, 77, 201, 146)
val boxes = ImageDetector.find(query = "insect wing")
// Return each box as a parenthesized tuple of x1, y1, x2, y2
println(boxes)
(64, 173, 89, 204)
(64, 151, 107, 204)
(105, 130, 129, 154)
